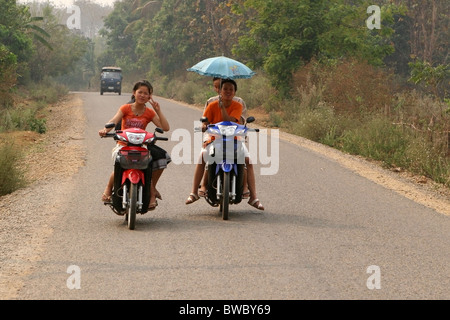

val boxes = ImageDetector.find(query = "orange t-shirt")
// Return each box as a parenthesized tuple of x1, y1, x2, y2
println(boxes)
(203, 100, 243, 124)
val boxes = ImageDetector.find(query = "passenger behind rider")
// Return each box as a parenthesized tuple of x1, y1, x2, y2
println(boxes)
(98, 80, 170, 210)
(199, 77, 250, 198)
(185, 78, 264, 210)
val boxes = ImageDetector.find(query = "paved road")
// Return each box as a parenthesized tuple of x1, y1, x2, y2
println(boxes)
(16, 92, 449, 300)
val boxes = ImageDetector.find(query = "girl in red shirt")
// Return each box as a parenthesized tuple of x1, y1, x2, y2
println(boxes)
(99, 80, 170, 210)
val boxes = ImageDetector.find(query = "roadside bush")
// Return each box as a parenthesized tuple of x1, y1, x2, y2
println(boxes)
(0, 45, 17, 109)
(289, 103, 336, 142)
(0, 143, 25, 196)
(339, 116, 410, 168)
(404, 135, 450, 187)
(26, 77, 69, 104)
(322, 59, 395, 116)
(237, 74, 276, 110)
(392, 91, 450, 154)
(0, 103, 46, 133)
(177, 81, 198, 104)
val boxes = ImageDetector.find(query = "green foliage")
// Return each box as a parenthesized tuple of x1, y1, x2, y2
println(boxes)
(235, 74, 276, 110)
(0, 79, 68, 134)
(339, 117, 409, 167)
(136, 0, 211, 76)
(0, 104, 45, 134)
(27, 6, 88, 82)
(409, 60, 449, 100)
(0, 45, 18, 108)
(0, 0, 34, 64)
(404, 136, 450, 186)
(290, 102, 336, 142)
(0, 143, 25, 196)
(235, 0, 326, 95)
(99, 0, 138, 71)
(25, 16, 52, 51)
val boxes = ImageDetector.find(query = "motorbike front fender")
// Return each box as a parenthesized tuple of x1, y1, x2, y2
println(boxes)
(122, 169, 145, 185)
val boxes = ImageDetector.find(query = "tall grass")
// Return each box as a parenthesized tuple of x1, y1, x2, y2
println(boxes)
(0, 143, 25, 196)
(285, 59, 450, 187)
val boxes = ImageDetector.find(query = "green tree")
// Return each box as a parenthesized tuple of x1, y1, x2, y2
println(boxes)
(27, 5, 88, 82)
(234, 0, 327, 96)
(0, 0, 34, 63)
(98, 0, 138, 72)
(134, 0, 206, 76)
(234, 0, 403, 96)
(0, 45, 17, 107)
(409, 60, 449, 102)
(317, 0, 397, 65)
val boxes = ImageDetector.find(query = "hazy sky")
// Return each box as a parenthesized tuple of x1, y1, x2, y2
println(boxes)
(18, 0, 117, 7)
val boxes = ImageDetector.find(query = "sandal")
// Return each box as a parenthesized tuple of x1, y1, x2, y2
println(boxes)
(101, 192, 112, 203)
(148, 200, 158, 211)
(185, 193, 200, 205)
(248, 198, 264, 211)
(242, 191, 250, 199)
(198, 189, 206, 198)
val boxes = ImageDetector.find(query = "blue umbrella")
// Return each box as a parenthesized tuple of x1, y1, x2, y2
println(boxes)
(187, 56, 256, 79)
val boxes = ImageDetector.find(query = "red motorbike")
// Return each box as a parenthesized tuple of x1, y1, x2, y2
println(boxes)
(102, 123, 168, 230)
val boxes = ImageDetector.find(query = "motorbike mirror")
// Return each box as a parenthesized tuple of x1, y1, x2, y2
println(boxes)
(246, 116, 255, 124)
(155, 127, 164, 134)
(105, 123, 116, 129)
(200, 116, 208, 123)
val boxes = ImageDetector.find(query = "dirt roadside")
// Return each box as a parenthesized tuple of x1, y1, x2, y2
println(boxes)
(0, 93, 449, 299)
(0, 94, 86, 299)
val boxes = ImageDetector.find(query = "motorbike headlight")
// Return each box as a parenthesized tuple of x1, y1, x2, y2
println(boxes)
(126, 132, 146, 145)
(218, 125, 237, 136)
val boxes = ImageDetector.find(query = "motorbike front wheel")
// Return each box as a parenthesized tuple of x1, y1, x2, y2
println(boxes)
(221, 171, 230, 220)
(127, 183, 137, 230)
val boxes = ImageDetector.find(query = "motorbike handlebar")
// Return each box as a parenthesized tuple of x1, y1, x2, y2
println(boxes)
(101, 132, 168, 142)
(102, 133, 116, 138)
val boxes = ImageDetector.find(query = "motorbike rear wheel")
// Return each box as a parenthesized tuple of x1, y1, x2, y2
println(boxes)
(127, 183, 137, 230)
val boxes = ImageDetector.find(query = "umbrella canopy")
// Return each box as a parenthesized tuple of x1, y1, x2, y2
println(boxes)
(187, 56, 255, 79)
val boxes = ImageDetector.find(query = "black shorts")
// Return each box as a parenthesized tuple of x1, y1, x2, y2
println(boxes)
(149, 145, 171, 170)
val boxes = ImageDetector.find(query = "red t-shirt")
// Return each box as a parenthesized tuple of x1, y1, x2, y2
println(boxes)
(203, 100, 243, 124)
(120, 104, 156, 130)
(118, 104, 156, 146)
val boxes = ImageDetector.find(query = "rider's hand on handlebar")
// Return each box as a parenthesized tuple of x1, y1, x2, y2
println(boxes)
(99, 128, 109, 137)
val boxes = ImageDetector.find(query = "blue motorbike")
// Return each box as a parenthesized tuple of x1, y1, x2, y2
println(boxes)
(201, 116, 259, 220)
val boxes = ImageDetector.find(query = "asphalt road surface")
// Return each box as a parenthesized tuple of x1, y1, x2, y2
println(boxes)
(15, 92, 450, 300)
